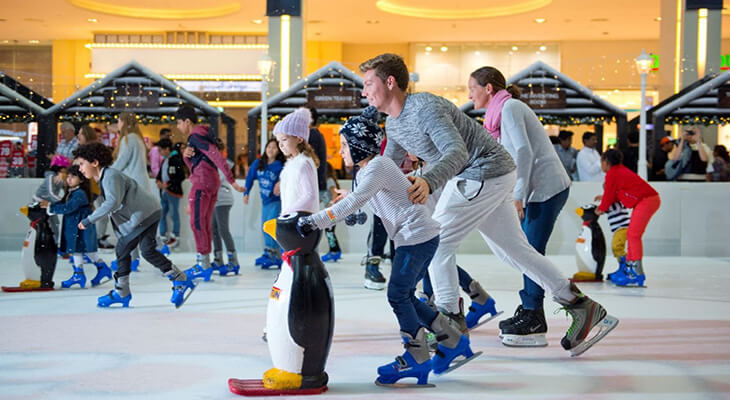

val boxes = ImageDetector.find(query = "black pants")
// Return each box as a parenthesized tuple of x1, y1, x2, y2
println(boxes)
(369, 214, 394, 257)
(115, 211, 172, 277)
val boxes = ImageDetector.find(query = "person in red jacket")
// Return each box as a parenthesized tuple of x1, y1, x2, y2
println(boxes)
(595, 149, 660, 287)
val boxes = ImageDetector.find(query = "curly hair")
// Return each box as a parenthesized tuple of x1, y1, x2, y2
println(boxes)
(75, 142, 114, 167)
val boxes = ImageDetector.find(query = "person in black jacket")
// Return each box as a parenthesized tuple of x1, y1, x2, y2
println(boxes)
(155, 139, 187, 248)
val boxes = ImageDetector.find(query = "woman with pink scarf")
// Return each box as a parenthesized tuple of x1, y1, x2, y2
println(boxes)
(468, 66, 571, 348)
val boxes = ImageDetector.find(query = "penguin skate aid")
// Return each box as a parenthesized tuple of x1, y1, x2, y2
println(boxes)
(228, 213, 333, 396)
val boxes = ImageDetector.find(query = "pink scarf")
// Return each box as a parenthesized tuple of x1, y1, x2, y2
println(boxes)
(483, 89, 512, 140)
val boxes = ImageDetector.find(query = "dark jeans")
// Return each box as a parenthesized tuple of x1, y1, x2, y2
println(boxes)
(369, 214, 394, 257)
(387, 236, 440, 337)
(115, 212, 172, 277)
(421, 265, 473, 299)
(519, 187, 569, 310)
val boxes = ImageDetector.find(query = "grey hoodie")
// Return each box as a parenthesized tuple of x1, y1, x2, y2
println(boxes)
(81, 167, 161, 237)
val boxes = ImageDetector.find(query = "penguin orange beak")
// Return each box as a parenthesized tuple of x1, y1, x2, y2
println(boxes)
(575, 207, 584, 217)
(19, 206, 28, 216)
(263, 218, 277, 240)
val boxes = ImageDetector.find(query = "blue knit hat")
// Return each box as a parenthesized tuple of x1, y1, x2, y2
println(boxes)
(340, 106, 383, 164)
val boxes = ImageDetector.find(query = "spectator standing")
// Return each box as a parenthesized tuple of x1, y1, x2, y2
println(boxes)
(711, 145, 730, 182)
(649, 136, 674, 181)
(622, 131, 640, 173)
(55, 122, 78, 160)
(576, 131, 603, 181)
(554, 130, 578, 180)
(665, 127, 713, 181)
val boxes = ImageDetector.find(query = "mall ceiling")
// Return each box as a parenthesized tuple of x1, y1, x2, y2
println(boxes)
(0, 0, 728, 45)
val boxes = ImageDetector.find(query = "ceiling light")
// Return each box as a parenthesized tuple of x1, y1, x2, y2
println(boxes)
(511, 46, 518, 51)
(475, 51, 480, 55)
(539, 45, 547, 51)
(366, 20, 380, 24)
(440, 46, 448, 52)
(425, 46, 432, 52)
(252, 19, 263, 24)
(535, 18, 546, 24)
(654, 17, 662, 22)
(28, 40, 39, 44)
(87, 18, 98, 23)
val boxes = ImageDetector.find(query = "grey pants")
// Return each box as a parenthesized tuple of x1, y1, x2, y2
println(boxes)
(94, 196, 110, 240)
(115, 211, 171, 278)
(212, 205, 236, 254)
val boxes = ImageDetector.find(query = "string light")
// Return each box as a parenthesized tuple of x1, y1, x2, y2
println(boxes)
(84, 43, 268, 50)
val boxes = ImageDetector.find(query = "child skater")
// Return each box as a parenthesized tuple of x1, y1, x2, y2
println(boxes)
(155, 139, 186, 249)
(320, 162, 342, 262)
(74, 142, 195, 308)
(34, 155, 70, 242)
(604, 202, 631, 282)
(274, 108, 320, 217)
(297, 107, 478, 387)
(244, 138, 285, 269)
(176, 104, 244, 281)
(47, 165, 112, 288)
(595, 149, 660, 287)
(211, 138, 240, 276)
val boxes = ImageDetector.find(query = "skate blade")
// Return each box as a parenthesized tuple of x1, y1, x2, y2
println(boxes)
(501, 334, 548, 348)
(435, 351, 482, 375)
(570, 315, 619, 357)
(469, 310, 504, 331)
(175, 284, 196, 309)
(375, 379, 435, 388)
(91, 277, 113, 287)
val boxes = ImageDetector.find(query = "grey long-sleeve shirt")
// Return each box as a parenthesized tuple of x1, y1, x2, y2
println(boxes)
(310, 156, 440, 248)
(384, 92, 515, 192)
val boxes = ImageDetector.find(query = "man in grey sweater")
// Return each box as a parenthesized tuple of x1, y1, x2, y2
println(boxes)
(76, 142, 194, 308)
(358, 54, 617, 357)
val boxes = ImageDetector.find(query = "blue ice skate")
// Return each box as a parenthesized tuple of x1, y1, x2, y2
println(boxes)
(211, 260, 225, 273)
(97, 290, 131, 308)
(90, 262, 112, 286)
(170, 276, 196, 308)
(466, 297, 502, 330)
(321, 251, 341, 262)
(260, 254, 282, 269)
(431, 334, 481, 375)
(254, 252, 270, 266)
(375, 329, 434, 388)
(61, 267, 86, 289)
(607, 256, 628, 282)
(184, 264, 213, 281)
(219, 263, 240, 276)
(159, 244, 171, 257)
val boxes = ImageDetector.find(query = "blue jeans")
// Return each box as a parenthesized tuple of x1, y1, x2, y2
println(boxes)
(387, 236, 440, 337)
(421, 265, 473, 299)
(262, 200, 281, 251)
(159, 191, 181, 237)
(519, 187, 569, 310)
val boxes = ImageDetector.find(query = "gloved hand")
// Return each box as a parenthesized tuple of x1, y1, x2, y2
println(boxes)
(345, 214, 358, 226)
(356, 211, 368, 225)
(296, 215, 315, 237)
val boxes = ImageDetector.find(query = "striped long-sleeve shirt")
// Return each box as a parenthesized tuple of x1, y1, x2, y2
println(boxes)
(310, 156, 440, 248)
(605, 202, 631, 232)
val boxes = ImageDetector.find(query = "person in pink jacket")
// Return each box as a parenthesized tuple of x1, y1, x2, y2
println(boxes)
(176, 104, 244, 281)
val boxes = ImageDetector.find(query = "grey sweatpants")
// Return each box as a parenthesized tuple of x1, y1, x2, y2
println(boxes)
(212, 205, 236, 255)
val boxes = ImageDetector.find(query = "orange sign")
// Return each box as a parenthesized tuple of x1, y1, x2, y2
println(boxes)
(318, 124, 343, 170)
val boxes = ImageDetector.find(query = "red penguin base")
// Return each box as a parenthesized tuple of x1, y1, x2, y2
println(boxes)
(228, 378, 327, 397)
(2, 285, 54, 292)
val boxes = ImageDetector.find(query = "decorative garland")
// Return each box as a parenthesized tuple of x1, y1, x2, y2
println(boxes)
(664, 115, 730, 126)
(55, 113, 210, 125)
(0, 114, 36, 123)
(472, 115, 617, 126)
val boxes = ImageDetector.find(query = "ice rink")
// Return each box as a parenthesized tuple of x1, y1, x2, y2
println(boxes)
(2, 251, 730, 400)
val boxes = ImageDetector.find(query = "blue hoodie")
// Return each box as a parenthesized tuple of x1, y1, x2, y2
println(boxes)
(244, 158, 284, 205)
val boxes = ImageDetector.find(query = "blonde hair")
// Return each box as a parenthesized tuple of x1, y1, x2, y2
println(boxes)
(78, 125, 97, 143)
(296, 141, 320, 168)
(113, 112, 141, 158)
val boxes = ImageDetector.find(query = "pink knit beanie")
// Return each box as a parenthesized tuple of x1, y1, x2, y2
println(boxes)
(273, 108, 311, 141)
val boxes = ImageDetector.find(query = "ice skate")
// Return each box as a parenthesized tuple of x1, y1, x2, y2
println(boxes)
(97, 289, 131, 307)
(559, 288, 619, 357)
(61, 267, 86, 289)
(501, 307, 548, 347)
(321, 251, 341, 262)
(363, 256, 386, 290)
(254, 252, 269, 266)
(165, 234, 179, 249)
(219, 262, 240, 276)
(260, 253, 282, 269)
(375, 328, 434, 388)
(90, 261, 112, 286)
(170, 275, 196, 308)
(158, 244, 171, 257)
(613, 260, 646, 287)
(185, 264, 213, 282)
(430, 313, 482, 375)
(465, 280, 503, 330)
(606, 256, 627, 282)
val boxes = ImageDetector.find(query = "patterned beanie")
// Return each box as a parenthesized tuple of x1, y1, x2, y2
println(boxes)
(273, 107, 311, 141)
(340, 106, 383, 164)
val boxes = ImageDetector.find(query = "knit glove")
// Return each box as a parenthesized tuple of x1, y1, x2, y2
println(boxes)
(344, 214, 358, 226)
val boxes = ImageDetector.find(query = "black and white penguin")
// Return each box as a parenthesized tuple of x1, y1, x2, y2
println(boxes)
(3, 203, 57, 292)
(262, 211, 334, 391)
(572, 204, 606, 282)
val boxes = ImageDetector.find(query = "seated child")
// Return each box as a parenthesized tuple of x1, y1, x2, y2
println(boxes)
(297, 107, 477, 386)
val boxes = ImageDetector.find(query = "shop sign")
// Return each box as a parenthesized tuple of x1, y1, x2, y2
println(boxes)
(718, 85, 730, 108)
(104, 84, 160, 109)
(519, 87, 566, 109)
(307, 87, 361, 109)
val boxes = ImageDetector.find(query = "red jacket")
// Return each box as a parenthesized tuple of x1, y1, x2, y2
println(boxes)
(599, 164, 659, 211)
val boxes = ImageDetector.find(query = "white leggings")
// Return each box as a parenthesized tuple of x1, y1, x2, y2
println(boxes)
(428, 171, 574, 314)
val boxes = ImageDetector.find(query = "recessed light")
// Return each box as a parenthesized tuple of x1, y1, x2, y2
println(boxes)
(252, 19, 263, 24)
(539, 45, 547, 51)
(475, 51, 480, 55)
(440, 46, 448, 52)
(511, 46, 518, 51)
(535, 18, 546, 24)
(366, 20, 380, 24)
(425, 46, 432, 52)
(654, 17, 662, 22)
(87, 18, 98, 23)
(28, 40, 39, 44)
